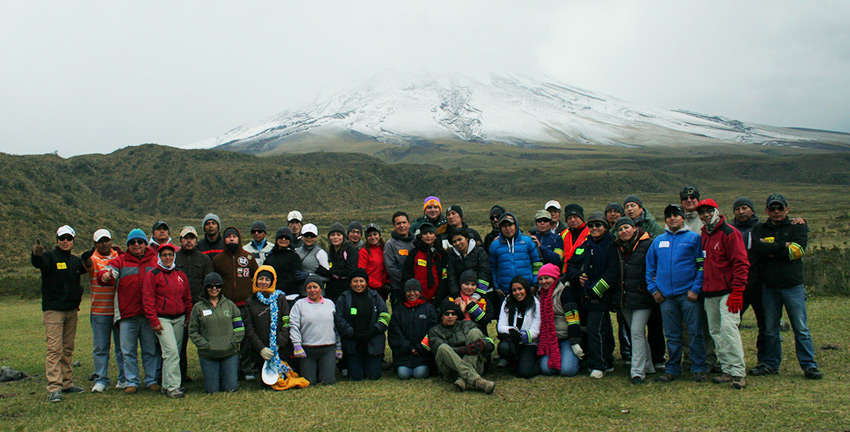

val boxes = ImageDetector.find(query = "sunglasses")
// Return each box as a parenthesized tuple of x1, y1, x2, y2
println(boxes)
(768, 205, 785, 212)
(128, 239, 146, 246)
(682, 195, 699, 201)
(206, 284, 222, 290)
(302, 233, 316, 238)
(443, 311, 458, 317)
(58, 235, 74, 242)
(587, 222, 606, 229)
(250, 230, 264, 234)
(536, 219, 552, 224)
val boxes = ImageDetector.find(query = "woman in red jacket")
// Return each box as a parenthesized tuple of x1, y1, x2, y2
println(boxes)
(401, 222, 448, 304)
(358, 223, 390, 299)
(143, 244, 192, 398)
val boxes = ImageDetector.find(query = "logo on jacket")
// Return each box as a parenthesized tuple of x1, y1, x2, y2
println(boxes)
(238, 257, 249, 266)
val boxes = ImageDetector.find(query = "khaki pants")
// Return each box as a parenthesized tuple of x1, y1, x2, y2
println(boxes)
(704, 294, 746, 377)
(43, 310, 78, 392)
(435, 328, 487, 384)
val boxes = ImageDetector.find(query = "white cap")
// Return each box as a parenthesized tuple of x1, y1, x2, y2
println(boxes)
(93, 229, 111, 242)
(544, 200, 562, 211)
(56, 225, 75, 238)
(301, 223, 318, 236)
(179, 226, 198, 238)
(287, 210, 303, 222)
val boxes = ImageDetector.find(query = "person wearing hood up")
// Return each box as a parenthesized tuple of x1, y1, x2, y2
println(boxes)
(402, 222, 448, 304)
(334, 268, 390, 381)
(488, 212, 542, 311)
(189, 272, 244, 393)
(316, 223, 359, 302)
(384, 211, 415, 305)
(142, 244, 192, 398)
(243, 265, 304, 390)
(211, 226, 258, 379)
(263, 227, 301, 302)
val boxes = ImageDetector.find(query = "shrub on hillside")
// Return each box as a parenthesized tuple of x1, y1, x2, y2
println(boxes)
(804, 246, 850, 297)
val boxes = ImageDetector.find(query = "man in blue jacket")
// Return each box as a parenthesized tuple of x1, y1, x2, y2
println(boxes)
(489, 213, 542, 311)
(646, 204, 707, 383)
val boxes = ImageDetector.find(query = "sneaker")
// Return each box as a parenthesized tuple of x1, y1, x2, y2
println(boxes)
(712, 373, 733, 384)
(497, 359, 509, 368)
(124, 386, 138, 394)
(62, 385, 84, 393)
(749, 364, 779, 376)
(589, 370, 604, 379)
(804, 368, 823, 380)
(147, 383, 162, 392)
(243, 374, 255, 381)
(91, 382, 107, 393)
(47, 391, 63, 403)
(166, 388, 185, 398)
(731, 376, 746, 389)
(453, 377, 466, 392)
(653, 362, 666, 371)
(115, 381, 129, 389)
(655, 373, 677, 383)
(693, 372, 707, 382)
(630, 376, 644, 385)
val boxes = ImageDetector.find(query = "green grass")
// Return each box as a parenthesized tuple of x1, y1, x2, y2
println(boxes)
(1, 297, 848, 431)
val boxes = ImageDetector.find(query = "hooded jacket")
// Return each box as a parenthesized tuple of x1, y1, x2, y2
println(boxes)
(188, 290, 244, 360)
(358, 242, 389, 292)
(488, 213, 543, 293)
(32, 247, 88, 312)
(633, 208, 665, 239)
(700, 215, 750, 297)
(142, 258, 193, 329)
(211, 227, 258, 305)
(646, 226, 704, 297)
(446, 238, 492, 298)
(244, 265, 293, 359)
(263, 244, 301, 297)
(616, 230, 655, 310)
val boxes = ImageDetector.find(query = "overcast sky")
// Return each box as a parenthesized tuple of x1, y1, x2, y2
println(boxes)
(2, 1, 848, 157)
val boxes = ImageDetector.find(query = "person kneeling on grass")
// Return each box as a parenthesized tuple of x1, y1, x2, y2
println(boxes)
(189, 273, 244, 393)
(496, 276, 542, 379)
(334, 268, 390, 381)
(421, 301, 496, 394)
(388, 279, 438, 380)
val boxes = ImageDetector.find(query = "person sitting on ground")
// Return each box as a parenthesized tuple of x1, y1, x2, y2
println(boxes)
(421, 300, 496, 394)
(496, 276, 541, 379)
(536, 264, 582, 377)
(334, 269, 390, 381)
(388, 279, 438, 380)
(402, 222, 448, 304)
(449, 270, 494, 334)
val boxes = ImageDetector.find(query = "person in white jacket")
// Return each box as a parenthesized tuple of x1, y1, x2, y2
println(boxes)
(496, 276, 541, 378)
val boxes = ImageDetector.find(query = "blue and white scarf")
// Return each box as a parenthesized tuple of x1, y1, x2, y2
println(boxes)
(256, 290, 291, 376)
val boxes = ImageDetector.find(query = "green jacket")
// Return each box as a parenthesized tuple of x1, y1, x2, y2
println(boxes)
(635, 209, 665, 239)
(189, 296, 245, 360)
(422, 320, 494, 355)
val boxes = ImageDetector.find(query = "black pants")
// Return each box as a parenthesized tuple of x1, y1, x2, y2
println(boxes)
(497, 340, 540, 378)
(647, 303, 666, 364)
(237, 304, 255, 378)
(583, 310, 614, 372)
(741, 283, 766, 364)
(179, 325, 189, 384)
(616, 310, 631, 359)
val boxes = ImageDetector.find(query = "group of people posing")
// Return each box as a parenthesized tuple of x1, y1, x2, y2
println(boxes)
(31, 187, 823, 402)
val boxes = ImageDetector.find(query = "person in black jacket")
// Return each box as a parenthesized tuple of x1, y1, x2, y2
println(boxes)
(318, 223, 359, 302)
(565, 211, 619, 379)
(243, 266, 292, 382)
(446, 228, 492, 299)
(334, 269, 389, 381)
(263, 227, 301, 302)
(613, 217, 656, 384)
(388, 279, 437, 379)
(31, 225, 89, 402)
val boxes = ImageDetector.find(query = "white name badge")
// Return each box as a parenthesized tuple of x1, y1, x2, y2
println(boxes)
(659, 241, 670, 248)
(202, 309, 212, 316)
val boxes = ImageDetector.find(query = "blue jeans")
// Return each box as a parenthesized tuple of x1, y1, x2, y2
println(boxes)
(346, 341, 382, 381)
(119, 316, 160, 387)
(539, 339, 580, 377)
(397, 365, 430, 380)
(762, 284, 817, 371)
(660, 294, 706, 375)
(198, 355, 239, 393)
(90, 314, 125, 386)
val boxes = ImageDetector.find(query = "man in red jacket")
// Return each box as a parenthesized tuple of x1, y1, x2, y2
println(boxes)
(697, 199, 749, 389)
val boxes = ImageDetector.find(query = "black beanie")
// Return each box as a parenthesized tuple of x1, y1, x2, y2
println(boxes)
(439, 299, 463, 317)
(275, 227, 294, 242)
(623, 195, 643, 209)
(563, 204, 585, 221)
(256, 269, 274, 282)
(404, 278, 423, 293)
(605, 202, 625, 215)
(204, 272, 223, 287)
(350, 268, 369, 285)
(489, 205, 506, 219)
(446, 204, 464, 219)
(733, 196, 755, 212)
(613, 216, 635, 232)
(459, 270, 478, 286)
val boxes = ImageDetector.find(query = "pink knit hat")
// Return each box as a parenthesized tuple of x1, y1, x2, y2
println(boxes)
(538, 263, 561, 280)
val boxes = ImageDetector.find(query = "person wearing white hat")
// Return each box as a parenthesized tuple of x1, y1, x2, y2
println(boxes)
(544, 200, 568, 234)
(31, 225, 89, 402)
(85, 229, 125, 392)
(287, 211, 304, 248)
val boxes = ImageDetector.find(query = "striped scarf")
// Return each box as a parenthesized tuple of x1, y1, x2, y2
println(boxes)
(536, 285, 561, 371)
(256, 291, 291, 376)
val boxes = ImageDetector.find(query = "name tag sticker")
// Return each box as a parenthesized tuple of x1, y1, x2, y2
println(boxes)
(202, 309, 212, 316)
(399, 250, 409, 256)
(417, 259, 427, 266)
(659, 241, 670, 248)
(350, 308, 358, 315)
(56, 262, 67, 270)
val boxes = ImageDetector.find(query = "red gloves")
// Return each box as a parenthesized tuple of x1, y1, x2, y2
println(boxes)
(727, 291, 743, 314)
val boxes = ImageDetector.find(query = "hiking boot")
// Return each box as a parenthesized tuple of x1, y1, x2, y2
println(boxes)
(654, 373, 677, 383)
(749, 364, 779, 376)
(453, 378, 466, 392)
(804, 368, 823, 380)
(91, 382, 107, 393)
(712, 373, 732, 384)
(124, 386, 138, 394)
(630, 376, 644, 385)
(62, 385, 84, 393)
(590, 370, 604, 379)
(147, 383, 162, 392)
(693, 372, 707, 383)
(731, 376, 746, 389)
(471, 378, 495, 394)
(47, 391, 63, 403)
(166, 388, 185, 398)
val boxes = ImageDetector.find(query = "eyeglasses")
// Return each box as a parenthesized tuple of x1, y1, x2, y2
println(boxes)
(58, 235, 74, 242)
(587, 222, 606, 229)
(159, 253, 175, 258)
(443, 311, 458, 317)
(768, 205, 785, 212)
(697, 208, 715, 216)
(128, 239, 146, 246)
(206, 284, 222, 290)
(250, 230, 264, 234)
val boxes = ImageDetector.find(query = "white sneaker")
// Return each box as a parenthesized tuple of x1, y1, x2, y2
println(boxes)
(115, 381, 128, 389)
(590, 369, 605, 379)
(92, 382, 107, 393)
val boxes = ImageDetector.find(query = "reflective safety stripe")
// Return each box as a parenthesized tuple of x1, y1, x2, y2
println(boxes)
(788, 242, 805, 260)
(281, 315, 290, 328)
(592, 278, 610, 298)
(378, 312, 390, 327)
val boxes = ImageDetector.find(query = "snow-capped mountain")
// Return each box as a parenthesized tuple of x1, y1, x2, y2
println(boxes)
(186, 70, 846, 153)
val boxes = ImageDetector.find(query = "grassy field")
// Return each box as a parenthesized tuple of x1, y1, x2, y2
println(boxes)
(1, 297, 847, 431)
